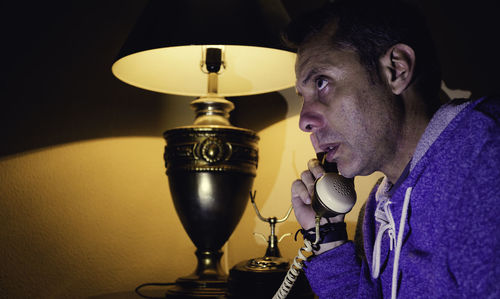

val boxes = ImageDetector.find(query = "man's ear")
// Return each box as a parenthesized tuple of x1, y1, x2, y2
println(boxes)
(379, 43, 415, 95)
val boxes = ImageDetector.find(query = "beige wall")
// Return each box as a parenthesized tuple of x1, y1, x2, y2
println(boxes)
(0, 87, 380, 298)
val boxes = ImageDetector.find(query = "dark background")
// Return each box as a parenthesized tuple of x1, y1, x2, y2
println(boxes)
(0, 0, 499, 158)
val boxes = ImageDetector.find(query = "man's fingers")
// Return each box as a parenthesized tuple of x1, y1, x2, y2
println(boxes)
(300, 170, 315, 197)
(291, 179, 312, 204)
(307, 158, 325, 179)
(291, 179, 317, 229)
(300, 159, 326, 197)
(291, 158, 347, 230)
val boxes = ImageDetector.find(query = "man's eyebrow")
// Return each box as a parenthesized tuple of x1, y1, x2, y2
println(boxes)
(302, 68, 318, 86)
(296, 67, 321, 97)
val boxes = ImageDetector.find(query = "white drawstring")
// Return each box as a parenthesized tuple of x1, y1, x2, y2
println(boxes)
(372, 222, 392, 278)
(384, 201, 397, 251)
(372, 200, 397, 278)
(371, 177, 396, 279)
(371, 182, 413, 299)
(391, 187, 412, 299)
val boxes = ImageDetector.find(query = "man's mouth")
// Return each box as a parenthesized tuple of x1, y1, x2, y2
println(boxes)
(321, 144, 340, 162)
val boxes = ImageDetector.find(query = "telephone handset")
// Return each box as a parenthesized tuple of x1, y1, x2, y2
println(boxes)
(313, 152, 357, 217)
(272, 154, 357, 299)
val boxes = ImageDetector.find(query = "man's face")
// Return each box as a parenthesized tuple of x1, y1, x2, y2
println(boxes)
(295, 39, 402, 178)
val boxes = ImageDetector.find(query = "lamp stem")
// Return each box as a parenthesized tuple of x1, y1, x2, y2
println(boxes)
(191, 70, 234, 126)
(190, 97, 234, 126)
(208, 73, 218, 95)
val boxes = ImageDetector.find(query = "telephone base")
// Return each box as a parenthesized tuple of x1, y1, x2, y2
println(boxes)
(227, 259, 315, 299)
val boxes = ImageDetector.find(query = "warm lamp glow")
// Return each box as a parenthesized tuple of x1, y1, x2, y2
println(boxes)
(110, 1, 298, 296)
(112, 45, 296, 97)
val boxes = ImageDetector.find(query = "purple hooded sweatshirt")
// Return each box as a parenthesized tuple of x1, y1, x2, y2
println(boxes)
(303, 97, 500, 298)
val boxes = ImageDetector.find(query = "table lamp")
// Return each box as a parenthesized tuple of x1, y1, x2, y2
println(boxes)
(111, 0, 296, 297)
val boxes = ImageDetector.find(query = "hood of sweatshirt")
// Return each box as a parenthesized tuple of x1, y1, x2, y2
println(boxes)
(371, 98, 472, 298)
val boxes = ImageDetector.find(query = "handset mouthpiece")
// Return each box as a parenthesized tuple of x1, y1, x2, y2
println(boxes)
(316, 152, 338, 173)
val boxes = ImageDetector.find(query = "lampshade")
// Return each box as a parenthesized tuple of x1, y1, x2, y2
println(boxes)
(113, 2, 297, 297)
(111, 0, 297, 97)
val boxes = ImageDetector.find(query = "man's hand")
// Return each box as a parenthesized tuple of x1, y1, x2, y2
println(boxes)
(291, 158, 344, 230)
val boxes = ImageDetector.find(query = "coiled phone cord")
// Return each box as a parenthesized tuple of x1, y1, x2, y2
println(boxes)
(272, 216, 321, 299)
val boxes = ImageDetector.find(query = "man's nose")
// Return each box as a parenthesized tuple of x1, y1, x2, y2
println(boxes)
(299, 109, 325, 132)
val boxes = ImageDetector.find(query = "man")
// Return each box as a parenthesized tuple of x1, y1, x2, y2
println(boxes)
(287, 0, 499, 298)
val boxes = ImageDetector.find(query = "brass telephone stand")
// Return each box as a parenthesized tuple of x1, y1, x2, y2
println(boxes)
(226, 191, 314, 299)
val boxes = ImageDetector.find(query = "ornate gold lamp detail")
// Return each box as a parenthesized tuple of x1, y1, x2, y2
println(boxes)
(111, 1, 296, 297)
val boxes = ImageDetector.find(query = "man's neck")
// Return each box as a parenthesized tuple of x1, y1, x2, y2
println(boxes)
(384, 93, 437, 183)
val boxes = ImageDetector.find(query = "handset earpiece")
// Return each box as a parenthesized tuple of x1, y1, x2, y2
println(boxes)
(312, 153, 357, 218)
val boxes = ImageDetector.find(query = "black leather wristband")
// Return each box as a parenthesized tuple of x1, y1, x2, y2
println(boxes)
(296, 222, 347, 244)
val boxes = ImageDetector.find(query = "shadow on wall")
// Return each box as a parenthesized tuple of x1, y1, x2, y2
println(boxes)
(0, 0, 289, 160)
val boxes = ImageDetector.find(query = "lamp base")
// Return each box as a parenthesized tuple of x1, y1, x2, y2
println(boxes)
(164, 250, 228, 298)
(163, 125, 258, 299)
(165, 277, 227, 299)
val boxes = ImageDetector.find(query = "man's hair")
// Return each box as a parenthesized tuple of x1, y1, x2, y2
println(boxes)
(284, 0, 442, 102)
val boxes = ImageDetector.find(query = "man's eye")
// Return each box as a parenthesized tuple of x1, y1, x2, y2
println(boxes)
(316, 78, 328, 90)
